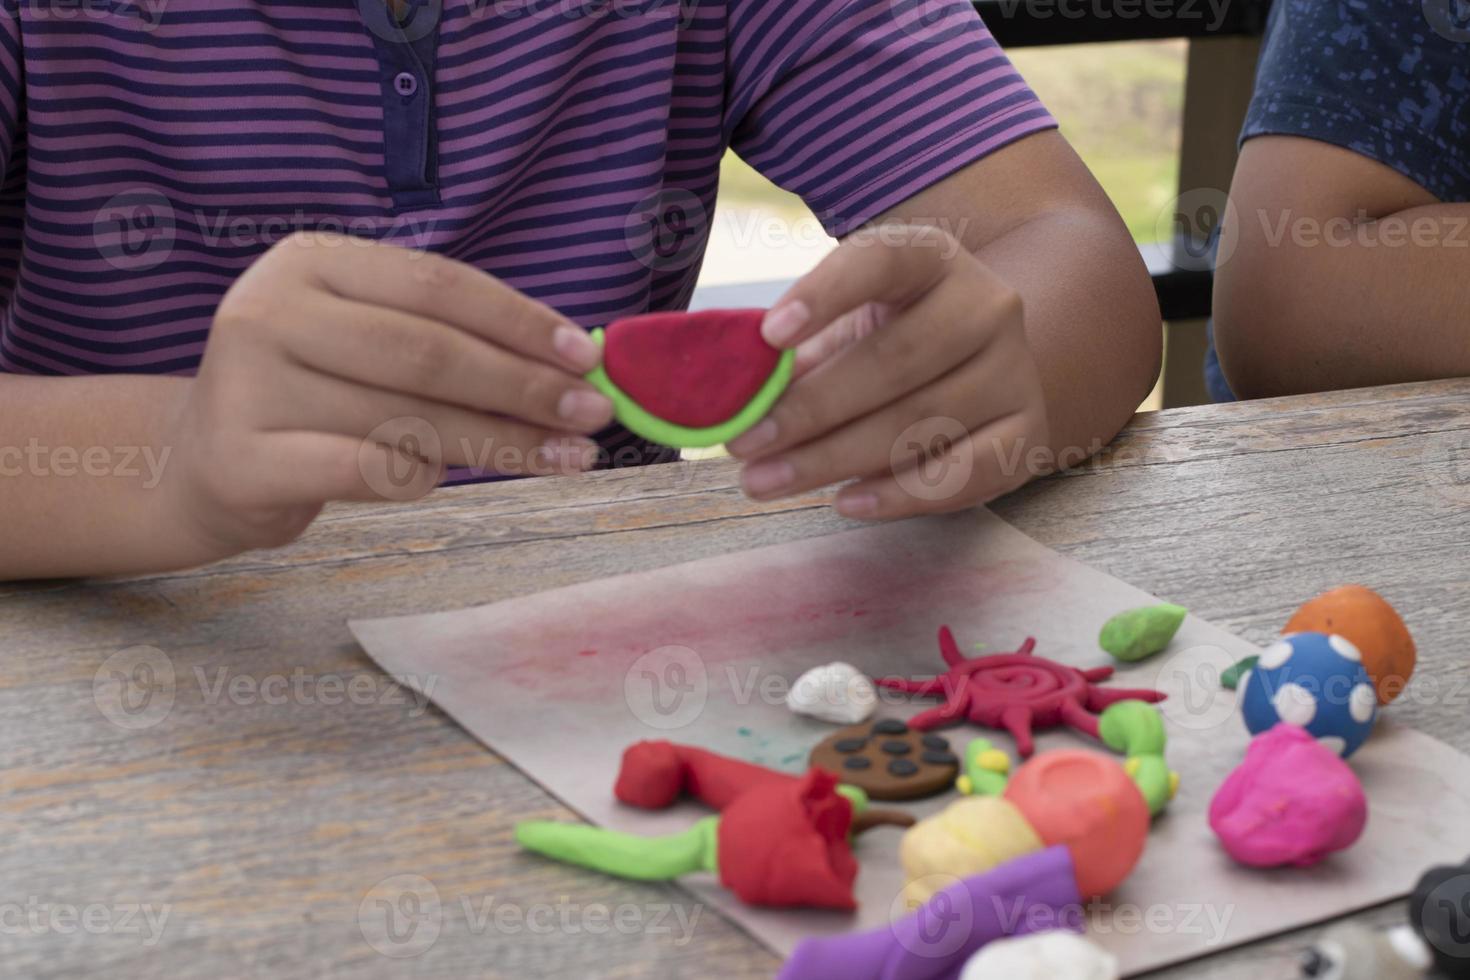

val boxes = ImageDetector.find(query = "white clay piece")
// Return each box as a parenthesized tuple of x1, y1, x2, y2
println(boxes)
(959, 930, 1119, 980)
(786, 662, 877, 725)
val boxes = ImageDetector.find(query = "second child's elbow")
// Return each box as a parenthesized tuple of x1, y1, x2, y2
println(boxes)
(1212, 252, 1322, 401)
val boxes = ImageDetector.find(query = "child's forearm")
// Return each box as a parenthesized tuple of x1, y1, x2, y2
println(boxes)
(977, 204, 1162, 471)
(1217, 200, 1470, 397)
(0, 374, 206, 580)
(1217, 135, 1470, 398)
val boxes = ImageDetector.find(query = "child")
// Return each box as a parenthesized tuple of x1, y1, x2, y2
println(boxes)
(1212, 0, 1470, 400)
(0, 0, 1159, 579)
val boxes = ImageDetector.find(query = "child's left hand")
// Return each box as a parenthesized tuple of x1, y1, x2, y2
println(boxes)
(726, 223, 1049, 520)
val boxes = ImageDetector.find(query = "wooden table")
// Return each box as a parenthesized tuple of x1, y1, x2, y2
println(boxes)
(4, 379, 1469, 979)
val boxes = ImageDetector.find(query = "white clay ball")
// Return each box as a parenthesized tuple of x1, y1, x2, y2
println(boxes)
(960, 930, 1118, 980)
(786, 661, 877, 725)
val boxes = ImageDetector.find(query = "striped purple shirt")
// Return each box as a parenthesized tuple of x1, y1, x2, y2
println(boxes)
(0, 0, 1053, 463)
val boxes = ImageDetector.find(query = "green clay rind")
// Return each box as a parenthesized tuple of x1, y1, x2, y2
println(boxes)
(1220, 655, 1258, 690)
(1099, 603, 1188, 662)
(835, 784, 870, 813)
(586, 328, 797, 449)
(515, 815, 719, 880)
(1099, 700, 1176, 816)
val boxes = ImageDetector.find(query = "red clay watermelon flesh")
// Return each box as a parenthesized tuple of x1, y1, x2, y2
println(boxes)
(601, 309, 782, 429)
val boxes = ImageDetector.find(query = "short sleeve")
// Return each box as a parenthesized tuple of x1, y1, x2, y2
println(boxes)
(1241, 0, 1470, 202)
(725, 0, 1056, 236)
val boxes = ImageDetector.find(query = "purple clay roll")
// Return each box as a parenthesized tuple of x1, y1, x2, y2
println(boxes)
(778, 845, 1085, 980)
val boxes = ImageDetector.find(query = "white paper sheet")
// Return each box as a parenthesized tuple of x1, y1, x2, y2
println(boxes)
(350, 510, 1470, 975)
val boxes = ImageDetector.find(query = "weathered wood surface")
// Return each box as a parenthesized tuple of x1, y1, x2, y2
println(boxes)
(2, 378, 1468, 979)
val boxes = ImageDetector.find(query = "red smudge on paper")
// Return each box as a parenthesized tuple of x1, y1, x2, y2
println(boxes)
(450, 528, 1059, 704)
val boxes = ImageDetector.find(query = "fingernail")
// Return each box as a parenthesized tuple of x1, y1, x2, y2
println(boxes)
(836, 492, 880, 518)
(558, 389, 614, 429)
(553, 325, 600, 373)
(542, 435, 599, 473)
(742, 459, 795, 497)
(762, 301, 810, 348)
(726, 418, 778, 457)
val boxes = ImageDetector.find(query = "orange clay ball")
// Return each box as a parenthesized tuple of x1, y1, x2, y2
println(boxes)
(1285, 585, 1416, 705)
(1002, 749, 1149, 898)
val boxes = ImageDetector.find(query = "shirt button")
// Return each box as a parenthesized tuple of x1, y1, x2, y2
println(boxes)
(394, 72, 419, 97)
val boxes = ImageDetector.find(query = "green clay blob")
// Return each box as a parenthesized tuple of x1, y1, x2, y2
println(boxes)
(1220, 655, 1258, 690)
(1099, 700, 1178, 816)
(586, 328, 796, 449)
(956, 738, 1011, 797)
(1099, 603, 1188, 663)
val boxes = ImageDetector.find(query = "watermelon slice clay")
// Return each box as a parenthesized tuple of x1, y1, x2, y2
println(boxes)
(586, 308, 796, 449)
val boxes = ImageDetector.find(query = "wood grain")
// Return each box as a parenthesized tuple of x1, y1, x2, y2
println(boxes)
(2, 378, 1469, 978)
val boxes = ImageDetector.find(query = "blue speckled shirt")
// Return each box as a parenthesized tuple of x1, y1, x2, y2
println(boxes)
(1205, 0, 1470, 401)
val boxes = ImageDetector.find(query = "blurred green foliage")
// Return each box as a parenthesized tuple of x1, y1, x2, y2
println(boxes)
(717, 40, 1186, 244)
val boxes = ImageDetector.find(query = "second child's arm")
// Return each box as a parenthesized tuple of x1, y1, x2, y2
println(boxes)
(1215, 135, 1470, 398)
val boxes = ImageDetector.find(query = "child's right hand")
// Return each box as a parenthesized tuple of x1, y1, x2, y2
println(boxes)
(161, 233, 613, 562)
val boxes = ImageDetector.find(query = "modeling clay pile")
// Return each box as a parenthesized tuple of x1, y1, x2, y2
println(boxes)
(1208, 585, 1416, 869)
(874, 626, 1166, 757)
(901, 747, 1150, 903)
(516, 741, 912, 910)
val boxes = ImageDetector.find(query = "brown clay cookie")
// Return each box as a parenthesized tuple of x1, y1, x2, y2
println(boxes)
(809, 718, 959, 800)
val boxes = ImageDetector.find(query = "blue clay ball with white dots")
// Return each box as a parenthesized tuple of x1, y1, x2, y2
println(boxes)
(1239, 631, 1378, 758)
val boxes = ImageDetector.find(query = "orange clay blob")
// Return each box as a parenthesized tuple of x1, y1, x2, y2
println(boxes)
(1285, 585, 1416, 705)
(1003, 749, 1149, 898)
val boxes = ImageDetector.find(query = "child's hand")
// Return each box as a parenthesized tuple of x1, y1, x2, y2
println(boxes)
(727, 223, 1049, 520)
(162, 233, 613, 560)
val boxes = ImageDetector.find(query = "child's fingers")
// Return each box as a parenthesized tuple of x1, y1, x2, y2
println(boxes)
(832, 412, 1041, 522)
(259, 369, 599, 476)
(728, 270, 1010, 460)
(760, 225, 956, 350)
(790, 303, 888, 380)
(738, 336, 1033, 501)
(247, 430, 443, 506)
(287, 235, 600, 375)
(282, 296, 613, 434)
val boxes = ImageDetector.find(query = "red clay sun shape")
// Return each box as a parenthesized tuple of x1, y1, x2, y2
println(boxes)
(876, 625, 1166, 757)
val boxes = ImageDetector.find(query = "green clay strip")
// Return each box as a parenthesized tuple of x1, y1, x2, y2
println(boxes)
(1099, 603, 1188, 662)
(1220, 655, 1258, 690)
(515, 815, 719, 880)
(586, 328, 797, 449)
(1099, 700, 1176, 816)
